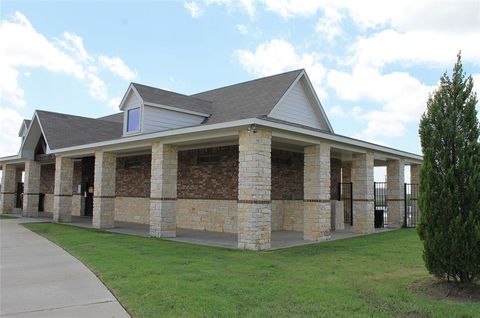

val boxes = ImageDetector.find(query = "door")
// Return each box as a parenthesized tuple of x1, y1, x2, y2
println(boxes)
(84, 183, 94, 216)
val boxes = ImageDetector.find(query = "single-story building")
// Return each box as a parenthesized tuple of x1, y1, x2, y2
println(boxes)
(0, 69, 422, 250)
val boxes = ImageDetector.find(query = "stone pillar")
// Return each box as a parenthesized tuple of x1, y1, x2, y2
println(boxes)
(238, 128, 272, 250)
(410, 164, 420, 184)
(331, 200, 344, 231)
(93, 151, 116, 229)
(387, 159, 405, 228)
(352, 152, 374, 234)
(150, 142, 177, 238)
(23, 160, 41, 217)
(0, 164, 17, 214)
(303, 143, 331, 241)
(53, 157, 73, 222)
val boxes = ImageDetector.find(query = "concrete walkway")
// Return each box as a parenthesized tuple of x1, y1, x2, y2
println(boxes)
(0, 218, 130, 318)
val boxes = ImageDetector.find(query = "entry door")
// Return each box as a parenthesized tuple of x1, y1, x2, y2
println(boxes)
(84, 184, 94, 216)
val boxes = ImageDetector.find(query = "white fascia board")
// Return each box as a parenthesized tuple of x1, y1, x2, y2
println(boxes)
(143, 102, 210, 117)
(51, 116, 422, 163)
(0, 155, 23, 164)
(17, 112, 52, 157)
(255, 118, 423, 162)
(301, 71, 334, 133)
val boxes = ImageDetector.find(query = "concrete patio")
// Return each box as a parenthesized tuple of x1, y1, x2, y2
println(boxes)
(15, 214, 395, 250)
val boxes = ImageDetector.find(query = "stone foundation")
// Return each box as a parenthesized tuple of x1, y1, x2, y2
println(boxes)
(115, 197, 149, 224)
(177, 199, 237, 233)
(272, 200, 304, 231)
(43, 194, 54, 213)
(71, 194, 83, 216)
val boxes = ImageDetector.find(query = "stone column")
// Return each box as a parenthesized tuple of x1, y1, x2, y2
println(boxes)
(410, 164, 420, 184)
(0, 164, 17, 214)
(238, 128, 272, 250)
(150, 142, 177, 238)
(53, 157, 73, 222)
(303, 143, 331, 241)
(93, 151, 116, 229)
(23, 160, 41, 217)
(352, 152, 375, 234)
(387, 159, 405, 228)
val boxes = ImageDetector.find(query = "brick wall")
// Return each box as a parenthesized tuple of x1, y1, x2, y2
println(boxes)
(177, 146, 238, 199)
(271, 149, 303, 200)
(116, 155, 151, 197)
(72, 161, 82, 194)
(330, 158, 342, 200)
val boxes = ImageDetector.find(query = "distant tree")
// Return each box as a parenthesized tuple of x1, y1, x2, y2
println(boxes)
(418, 53, 480, 284)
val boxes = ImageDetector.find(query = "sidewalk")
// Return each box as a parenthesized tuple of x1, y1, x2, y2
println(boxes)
(0, 218, 130, 318)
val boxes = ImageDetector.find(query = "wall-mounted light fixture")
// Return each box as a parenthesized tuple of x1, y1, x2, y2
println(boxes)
(247, 123, 257, 134)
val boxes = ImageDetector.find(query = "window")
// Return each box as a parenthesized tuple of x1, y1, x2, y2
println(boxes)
(127, 107, 140, 132)
(197, 154, 220, 165)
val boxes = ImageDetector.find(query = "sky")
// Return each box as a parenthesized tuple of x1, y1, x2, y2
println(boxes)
(1, 0, 479, 165)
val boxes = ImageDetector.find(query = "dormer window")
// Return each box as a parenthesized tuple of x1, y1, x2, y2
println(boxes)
(127, 107, 140, 132)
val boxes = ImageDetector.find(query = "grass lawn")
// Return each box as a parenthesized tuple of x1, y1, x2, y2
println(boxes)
(24, 223, 479, 318)
(0, 214, 18, 219)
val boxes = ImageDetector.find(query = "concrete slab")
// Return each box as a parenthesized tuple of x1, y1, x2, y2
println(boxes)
(0, 218, 130, 318)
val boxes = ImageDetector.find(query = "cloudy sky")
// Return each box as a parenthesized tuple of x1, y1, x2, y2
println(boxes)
(1, 0, 479, 160)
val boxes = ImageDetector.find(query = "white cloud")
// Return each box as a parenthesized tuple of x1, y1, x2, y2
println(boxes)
(328, 66, 435, 138)
(315, 7, 343, 42)
(108, 97, 121, 110)
(261, 0, 325, 18)
(329, 105, 345, 117)
(0, 108, 23, 157)
(0, 11, 136, 109)
(233, 39, 327, 98)
(236, 24, 248, 35)
(98, 56, 136, 80)
(184, 1, 203, 18)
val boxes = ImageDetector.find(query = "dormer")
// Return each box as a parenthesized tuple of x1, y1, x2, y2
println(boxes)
(119, 83, 212, 136)
(18, 119, 31, 144)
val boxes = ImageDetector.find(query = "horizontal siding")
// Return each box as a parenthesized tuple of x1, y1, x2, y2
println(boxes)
(269, 80, 327, 130)
(142, 106, 205, 133)
(123, 91, 143, 135)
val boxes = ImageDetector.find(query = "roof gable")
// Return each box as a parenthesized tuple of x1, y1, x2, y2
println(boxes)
(268, 72, 333, 132)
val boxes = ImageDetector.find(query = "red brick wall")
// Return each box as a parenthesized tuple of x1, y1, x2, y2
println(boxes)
(271, 149, 304, 200)
(177, 146, 238, 199)
(40, 164, 55, 194)
(115, 155, 151, 197)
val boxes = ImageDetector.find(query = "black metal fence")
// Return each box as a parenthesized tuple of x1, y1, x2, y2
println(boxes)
(338, 182, 353, 225)
(374, 182, 388, 227)
(404, 183, 419, 227)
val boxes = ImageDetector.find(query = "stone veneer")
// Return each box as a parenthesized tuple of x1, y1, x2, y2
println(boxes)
(150, 142, 177, 238)
(53, 157, 73, 222)
(237, 128, 272, 250)
(303, 143, 331, 241)
(115, 196, 150, 224)
(92, 151, 116, 229)
(23, 160, 41, 217)
(387, 159, 405, 227)
(352, 152, 375, 234)
(0, 164, 17, 214)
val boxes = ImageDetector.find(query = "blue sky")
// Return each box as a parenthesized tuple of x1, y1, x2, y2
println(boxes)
(1, 0, 479, 160)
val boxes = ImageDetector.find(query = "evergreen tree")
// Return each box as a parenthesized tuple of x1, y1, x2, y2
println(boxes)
(418, 53, 480, 283)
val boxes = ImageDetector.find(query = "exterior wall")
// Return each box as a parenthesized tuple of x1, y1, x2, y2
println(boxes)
(1, 164, 17, 214)
(116, 155, 151, 197)
(72, 161, 82, 195)
(177, 199, 237, 233)
(330, 158, 342, 200)
(23, 160, 41, 217)
(272, 150, 303, 200)
(272, 200, 304, 231)
(122, 91, 143, 135)
(72, 195, 82, 216)
(269, 79, 329, 130)
(40, 164, 55, 194)
(115, 196, 150, 224)
(143, 106, 205, 133)
(44, 193, 54, 213)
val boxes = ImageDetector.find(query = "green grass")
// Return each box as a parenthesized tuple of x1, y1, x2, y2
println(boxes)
(23, 223, 479, 318)
(0, 214, 18, 219)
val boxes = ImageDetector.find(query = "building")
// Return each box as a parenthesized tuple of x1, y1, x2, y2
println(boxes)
(0, 69, 421, 250)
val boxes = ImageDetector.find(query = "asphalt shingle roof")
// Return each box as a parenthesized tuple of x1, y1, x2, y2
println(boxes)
(36, 110, 123, 150)
(33, 69, 304, 149)
(132, 83, 213, 115)
(192, 69, 302, 124)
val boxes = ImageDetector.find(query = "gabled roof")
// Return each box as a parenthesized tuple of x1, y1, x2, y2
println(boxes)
(125, 83, 213, 115)
(18, 119, 32, 137)
(192, 69, 303, 124)
(36, 110, 123, 150)
(97, 112, 124, 123)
